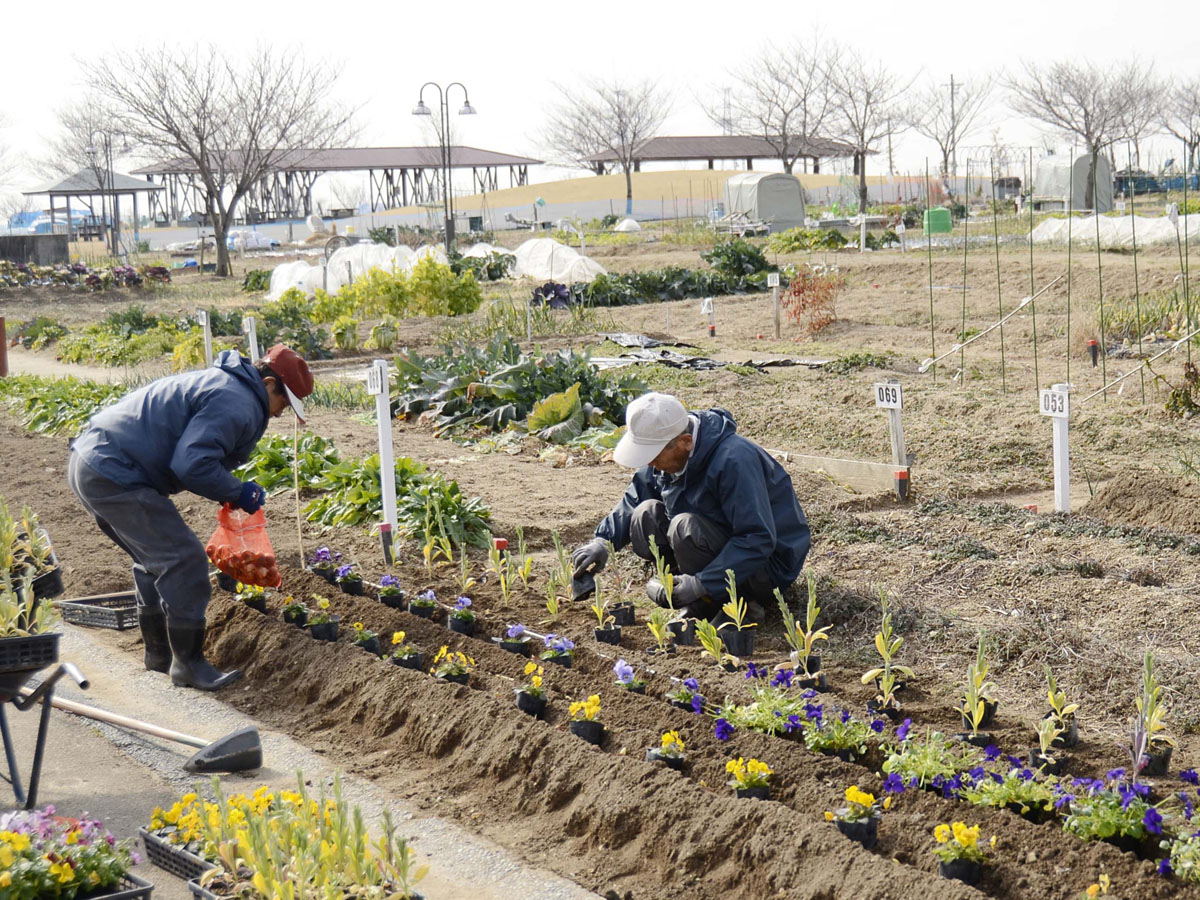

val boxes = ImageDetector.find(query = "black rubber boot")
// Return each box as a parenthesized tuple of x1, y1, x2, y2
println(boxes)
(167, 620, 242, 691)
(138, 608, 172, 673)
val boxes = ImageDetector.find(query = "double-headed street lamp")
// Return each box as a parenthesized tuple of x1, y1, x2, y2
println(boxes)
(412, 82, 476, 247)
(86, 131, 131, 258)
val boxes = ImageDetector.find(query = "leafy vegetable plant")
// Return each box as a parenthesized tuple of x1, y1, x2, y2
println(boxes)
(861, 588, 913, 712)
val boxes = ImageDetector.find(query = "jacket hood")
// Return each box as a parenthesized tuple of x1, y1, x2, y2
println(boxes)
(688, 407, 737, 470)
(215, 349, 269, 415)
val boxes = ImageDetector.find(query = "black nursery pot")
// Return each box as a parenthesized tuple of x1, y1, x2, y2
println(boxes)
(667, 619, 695, 646)
(1029, 748, 1064, 775)
(570, 719, 605, 745)
(500, 639, 533, 657)
(622, 684, 647, 695)
(241, 596, 268, 615)
(610, 603, 635, 626)
(802, 653, 822, 674)
(953, 731, 995, 748)
(339, 578, 364, 596)
(282, 608, 308, 628)
(311, 565, 337, 584)
(866, 698, 901, 721)
(645, 748, 686, 771)
(516, 691, 547, 717)
(309, 619, 340, 642)
(379, 590, 406, 610)
(439, 672, 470, 686)
(720, 628, 755, 657)
(544, 653, 573, 669)
(1050, 713, 1080, 749)
(798, 672, 829, 692)
(735, 785, 770, 801)
(31, 567, 64, 600)
(408, 601, 435, 619)
(392, 652, 425, 671)
(594, 625, 621, 645)
(961, 700, 999, 730)
(1142, 744, 1174, 777)
(355, 635, 382, 656)
(836, 817, 879, 850)
(216, 572, 238, 592)
(669, 699, 696, 712)
(449, 616, 476, 637)
(938, 859, 982, 886)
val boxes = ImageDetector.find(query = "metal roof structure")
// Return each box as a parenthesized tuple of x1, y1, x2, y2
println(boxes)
(21, 169, 161, 250)
(131, 145, 544, 224)
(23, 169, 163, 196)
(585, 135, 857, 173)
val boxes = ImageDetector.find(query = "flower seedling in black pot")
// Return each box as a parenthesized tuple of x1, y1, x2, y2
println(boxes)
(540, 634, 575, 668)
(932, 822, 991, 886)
(646, 730, 686, 771)
(282, 596, 308, 627)
(717, 571, 757, 658)
(1044, 665, 1080, 748)
(780, 574, 830, 691)
(307, 596, 340, 642)
(727, 756, 772, 800)
(378, 574, 405, 609)
(569, 695, 604, 745)
(235, 581, 268, 615)
(336, 564, 364, 596)
(309, 547, 340, 583)
(1132, 651, 1174, 777)
(349, 621, 381, 656)
(388, 630, 423, 670)
(408, 589, 437, 620)
(827, 785, 888, 849)
(646, 608, 675, 656)
(648, 537, 692, 646)
(1029, 718, 1065, 775)
(500, 623, 534, 656)
(448, 596, 476, 636)
(432, 646, 474, 686)
(955, 634, 998, 746)
(863, 589, 912, 721)
(591, 578, 620, 645)
(613, 658, 646, 694)
(666, 677, 704, 713)
(515, 661, 548, 716)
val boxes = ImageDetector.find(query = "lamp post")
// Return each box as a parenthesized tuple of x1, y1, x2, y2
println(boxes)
(412, 82, 476, 248)
(86, 132, 130, 258)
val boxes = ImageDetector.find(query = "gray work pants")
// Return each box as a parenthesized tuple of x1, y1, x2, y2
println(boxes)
(67, 452, 210, 623)
(628, 499, 775, 601)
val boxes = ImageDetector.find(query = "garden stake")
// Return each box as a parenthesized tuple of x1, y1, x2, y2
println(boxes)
(1066, 140, 1075, 385)
(960, 159, 970, 383)
(1127, 144, 1146, 402)
(989, 158, 1006, 393)
(1186, 139, 1192, 363)
(1093, 161, 1107, 399)
(1027, 148, 1039, 393)
(924, 160, 936, 382)
(293, 418, 305, 568)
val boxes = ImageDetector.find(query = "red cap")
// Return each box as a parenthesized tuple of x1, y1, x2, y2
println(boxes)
(260, 344, 314, 424)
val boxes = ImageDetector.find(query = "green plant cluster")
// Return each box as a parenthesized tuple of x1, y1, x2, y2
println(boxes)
(768, 228, 850, 253)
(449, 249, 516, 282)
(242, 269, 271, 292)
(234, 431, 342, 495)
(824, 352, 893, 375)
(392, 335, 645, 434)
(11, 316, 67, 350)
(577, 266, 775, 306)
(700, 238, 774, 277)
(57, 306, 188, 366)
(0, 374, 128, 435)
(303, 257, 484, 326)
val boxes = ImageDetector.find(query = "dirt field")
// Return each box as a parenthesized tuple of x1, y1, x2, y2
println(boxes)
(4, 237, 1200, 899)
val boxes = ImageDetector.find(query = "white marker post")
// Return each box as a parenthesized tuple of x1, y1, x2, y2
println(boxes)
(701, 297, 715, 337)
(367, 359, 398, 564)
(1040, 383, 1071, 513)
(873, 380, 908, 501)
(242, 315, 260, 362)
(196, 308, 212, 367)
(768, 272, 781, 339)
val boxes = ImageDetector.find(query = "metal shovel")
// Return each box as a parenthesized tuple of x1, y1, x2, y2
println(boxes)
(35, 694, 263, 772)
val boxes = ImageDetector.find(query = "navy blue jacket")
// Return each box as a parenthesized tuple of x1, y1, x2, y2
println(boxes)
(595, 408, 810, 595)
(72, 350, 269, 503)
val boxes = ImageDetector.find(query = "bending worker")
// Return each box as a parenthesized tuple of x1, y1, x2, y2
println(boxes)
(573, 392, 810, 621)
(68, 344, 313, 691)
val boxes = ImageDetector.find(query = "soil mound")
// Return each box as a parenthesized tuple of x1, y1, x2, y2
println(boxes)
(1086, 471, 1200, 534)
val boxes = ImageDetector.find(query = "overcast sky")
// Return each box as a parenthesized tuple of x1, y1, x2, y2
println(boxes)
(4, 0, 1199, 205)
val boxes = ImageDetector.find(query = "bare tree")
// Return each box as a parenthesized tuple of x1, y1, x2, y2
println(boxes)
(544, 78, 670, 215)
(1007, 59, 1155, 209)
(906, 73, 994, 193)
(707, 39, 835, 174)
(1164, 78, 1200, 173)
(85, 46, 353, 276)
(828, 53, 911, 214)
(1118, 70, 1165, 167)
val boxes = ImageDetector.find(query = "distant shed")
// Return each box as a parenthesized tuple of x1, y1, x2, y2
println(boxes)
(723, 173, 806, 231)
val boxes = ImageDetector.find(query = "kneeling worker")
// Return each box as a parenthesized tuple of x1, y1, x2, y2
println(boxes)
(572, 392, 810, 621)
(68, 345, 313, 691)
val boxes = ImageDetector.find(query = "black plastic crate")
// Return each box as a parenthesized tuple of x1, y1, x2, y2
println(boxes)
(83, 873, 155, 900)
(59, 592, 139, 631)
(0, 632, 59, 672)
(139, 828, 214, 882)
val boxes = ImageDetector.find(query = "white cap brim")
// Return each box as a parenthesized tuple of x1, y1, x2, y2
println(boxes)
(613, 430, 670, 469)
(284, 384, 306, 425)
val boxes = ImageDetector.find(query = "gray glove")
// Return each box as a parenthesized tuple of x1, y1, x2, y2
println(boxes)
(672, 574, 705, 606)
(646, 577, 668, 607)
(571, 538, 609, 578)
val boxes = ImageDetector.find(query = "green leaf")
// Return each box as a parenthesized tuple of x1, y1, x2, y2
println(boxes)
(527, 382, 585, 444)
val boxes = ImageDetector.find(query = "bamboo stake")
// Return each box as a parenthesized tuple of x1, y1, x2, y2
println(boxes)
(990, 158, 1007, 392)
(1093, 156, 1108, 399)
(1066, 141, 1075, 385)
(1028, 148, 1039, 392)
(925, 160, 936, 382)
(1185, 139, 1192, 364)
(1128, 145, 1146, 402)
(293, 417, 305, 568)
(960, 159, 970, 382)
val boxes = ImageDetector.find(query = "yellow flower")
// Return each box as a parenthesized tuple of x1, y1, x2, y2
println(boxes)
(66, 830, 79, 845)
(934, 824, 951, 843)
(392, 631, 406, 645)
(661, 730, 684, 753)
(824, 811, 834, 821)
(0, 871, 11, 888)
(989, 835, 997, 848)
(883, 796, 892, 810)
(50, 861, 74, 884)
(845, 786, 875, 807)
(318, 597, 330, 609)
(1086, 886, 1099, 899)
(434, 646, 449, 662)
(531, 675, 542, 689)
(2, 832, 30, 852)
(181, 792, 198, 805)
(951, 822, 979, 848)
(0, 845, 12, 868)
(1099, 874, 1110, 893)
(352, 621, 364, 630)
(747, 759, 773, 779)
(524, 661, 537, 675)
(725, 758, 745, 775)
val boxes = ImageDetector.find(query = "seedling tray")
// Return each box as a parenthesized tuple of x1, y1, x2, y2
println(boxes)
(0, 632, 59, 672)
(83, 873, 155, 900)
(59, 591, 138, 631)
(140, 827, 213, 881)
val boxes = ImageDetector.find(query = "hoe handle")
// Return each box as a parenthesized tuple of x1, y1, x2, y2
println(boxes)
(37, 694, 209, 749)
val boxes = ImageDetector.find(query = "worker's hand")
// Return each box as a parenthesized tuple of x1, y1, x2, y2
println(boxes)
(645, 577, 668, 607)
(672, 574, 705, 606)
(571, 538, 609, 578)
(236, 481, 266, 514)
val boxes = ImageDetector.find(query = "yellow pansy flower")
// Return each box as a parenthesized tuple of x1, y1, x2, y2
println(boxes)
(824, 811, 834, 821)
(531, 675, 542, 689)
(1086, 886, 1099, 899)
(1099, 875, 1110, 893)
(524, 661, 537, 675)
(747, 759, 773, 778)
(392, 631, 406, 645)
(883, 796, 893, 810)
(0, 871, 11, 888)
(951, 822, 979, 848)
(934, 823, 951, 843)
(0, 845, 13, 868)
(845, 786, 875, 807)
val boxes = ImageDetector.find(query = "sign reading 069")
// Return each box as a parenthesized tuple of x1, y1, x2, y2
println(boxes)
(873, 382, 903, 410)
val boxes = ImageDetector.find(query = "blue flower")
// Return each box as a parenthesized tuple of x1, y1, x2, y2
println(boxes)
(1005, 755, 1024, 769)
(418, 589, 436, 603)
(895, 718, 911, 742)
(454, 596, 472, 610)
(803, 702, 824, 725)
(784, 714, 802, 733)
(714, 718, 734, 741)
(839, 708, 851, 724)
(691, 695, 704, 714)
(1053, 793, 1074, 810)
(771, 668, 794, 689)
(1181, 794, 1194, 821)
(1145, 808, 1164, 835)
(613, 659, 635, 685)
(312, 546, 331, 562)
(1182, 769, 1200, 786)
(967, 766, 986, 782)
(336, 564, 354, 578)
(883, 773, 905, 793)
(380, 574, 400, 588)
(505, 624, 526, 639)
(1158, 857, 1173, 876)
(869, 718, 885, 734)
(801, 689, 818, 700)
(682, 678, 699, 692)
(1106, 767, 1127, 784)
(1017, 768, 1034, 782)
(984, 744, 1000, 761)
(745, 662, 767, 680)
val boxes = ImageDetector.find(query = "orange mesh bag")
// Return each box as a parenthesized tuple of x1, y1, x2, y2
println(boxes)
(205, 504, 282, 588)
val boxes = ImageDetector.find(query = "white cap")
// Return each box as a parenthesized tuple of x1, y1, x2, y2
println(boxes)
(613, 392, 688, 469)
(283, 384, 306, 425)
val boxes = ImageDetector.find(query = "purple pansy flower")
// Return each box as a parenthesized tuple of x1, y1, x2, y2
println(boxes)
(1158, 858, 1173, 876)
(984, 744, 1000, 761)
(380, 574, 400, 588)
(1182, 769, 1200, 786)
(691, 695, 704, 714)
(336, 564, 354, 578)
(1145, 808, 1164, 835)
(454, 596, 472, 610)
(613, 659, 635, 685)
(771, 668, 794, 689)
(1106, 767, 1127, 784)
(714, 718, 734, 741)
(506, 624, 526, 639)
(682, 678, 699, 692)
(745, 662, 766, 680)
(895, 718, 911, 741)
(883, 773, 906, 793)
(869, 718, 885, 734)
(839, 708, 851, 724)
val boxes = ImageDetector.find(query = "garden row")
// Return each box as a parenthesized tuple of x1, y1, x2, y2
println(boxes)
(0, 259, 170, 290)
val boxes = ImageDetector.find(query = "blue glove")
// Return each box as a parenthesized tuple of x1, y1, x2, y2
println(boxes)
(236, 481, 266, 514)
